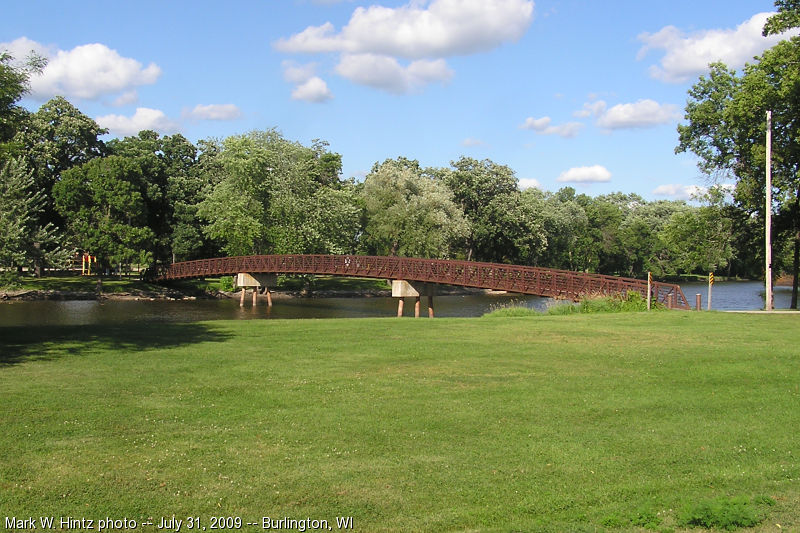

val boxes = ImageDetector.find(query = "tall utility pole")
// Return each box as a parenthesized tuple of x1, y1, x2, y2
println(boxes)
(766, 110, 773, 311)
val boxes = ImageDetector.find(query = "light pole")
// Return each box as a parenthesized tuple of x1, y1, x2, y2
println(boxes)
(766, 110, 773, 311)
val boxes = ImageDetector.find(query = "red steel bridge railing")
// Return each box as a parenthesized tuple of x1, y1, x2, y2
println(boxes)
(153, 254, 690, 309)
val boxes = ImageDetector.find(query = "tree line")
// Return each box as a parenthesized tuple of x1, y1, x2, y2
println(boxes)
(2, 4, 798, 304)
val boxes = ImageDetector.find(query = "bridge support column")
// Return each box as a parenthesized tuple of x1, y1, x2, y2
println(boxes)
(392, 280, 436, 318)
(236, 273, 277, 309)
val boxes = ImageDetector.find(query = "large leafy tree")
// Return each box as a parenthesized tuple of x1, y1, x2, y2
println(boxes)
(362, 158, 468, 258)
(676, 34, 800, 307)
(15, 96, 107, 227)
(107, 131, 210, 262)
(198, 129, 356, 257)
(53, 156, 155, 271)
(439, 156, 523, 262)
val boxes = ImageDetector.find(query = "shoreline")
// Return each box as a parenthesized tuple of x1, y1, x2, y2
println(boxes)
(0, 285, 493, 302)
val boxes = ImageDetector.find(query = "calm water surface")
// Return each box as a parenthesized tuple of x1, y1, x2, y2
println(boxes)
(0, 281, 791, 326)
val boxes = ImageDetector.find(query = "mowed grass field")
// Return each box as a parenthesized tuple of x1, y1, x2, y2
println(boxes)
(1, 312, 798, 532)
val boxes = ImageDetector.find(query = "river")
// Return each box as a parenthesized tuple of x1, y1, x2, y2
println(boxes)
(0, 281, 792, 326)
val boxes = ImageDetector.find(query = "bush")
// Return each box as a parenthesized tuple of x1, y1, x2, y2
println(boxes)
(218, 275, 235, 292)
(677, 496, 773, 531)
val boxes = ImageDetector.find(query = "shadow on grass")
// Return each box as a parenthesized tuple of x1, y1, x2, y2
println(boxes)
(0, 322, 233, 367)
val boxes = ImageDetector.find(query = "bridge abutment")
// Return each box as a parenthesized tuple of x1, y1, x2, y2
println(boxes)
(236, 273, 277, 308)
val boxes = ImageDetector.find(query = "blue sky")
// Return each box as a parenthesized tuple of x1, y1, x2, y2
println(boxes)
(2, 0, 796, 200)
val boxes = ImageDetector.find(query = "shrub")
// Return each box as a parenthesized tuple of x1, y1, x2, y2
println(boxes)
(218, 275, 235, 292)
(677, 496, 773, 531)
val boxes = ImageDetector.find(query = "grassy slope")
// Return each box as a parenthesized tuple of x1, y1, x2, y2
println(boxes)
(1, 313, 798, 532)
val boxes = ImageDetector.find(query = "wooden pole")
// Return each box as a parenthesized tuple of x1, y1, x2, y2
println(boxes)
(696, 293, 702, 311)
(397, 298, 404, 317)
(646, 272, 652, 311)
(428, 295, 434, 318)
(252, 287, 257, 306)
(265, 287, 272, 307)
(766, 110, 773, 311)
(414, 296, 420, 318)
(240, 287, 246, 307)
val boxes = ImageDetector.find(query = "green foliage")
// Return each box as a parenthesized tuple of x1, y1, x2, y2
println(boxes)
(198, 130, 355, 257)
(54, 155, 155, 270)
(0, 158, 69, 274)
(362, 158, 468, 258)
(484, 291, 660, 317)
(676, 37, 800, 305)
(763, 0, 800, 36)
(218, 275, 234, 292)
(677, 496, 773, 531)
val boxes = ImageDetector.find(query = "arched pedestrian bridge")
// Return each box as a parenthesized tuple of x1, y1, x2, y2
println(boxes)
(153, 254, 690, 310)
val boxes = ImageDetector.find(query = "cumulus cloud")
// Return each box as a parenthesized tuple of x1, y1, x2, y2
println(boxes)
(282, 60, 333, 102)
(275, 0, 534, 58)
(96, 108, 179, 137)
(595, 99, 680, 129)
(335, 53, 452, 93)
(518, 177, 541, 190)
(184, 104, 242, 120)
(638, 12, 800, 83)
(1, 37, 161, 100)
(520, 116, 582, 138)
(274, 0, 533, 93)
(556, 165, 611, 183)
(292, 77, 333, 102)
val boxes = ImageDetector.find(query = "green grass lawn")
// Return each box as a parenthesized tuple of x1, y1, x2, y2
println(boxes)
(1, 313, 798, 532)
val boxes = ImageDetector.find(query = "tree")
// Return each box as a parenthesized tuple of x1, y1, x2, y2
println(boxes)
(763, 0, 800, 36)
(439, 156, 522, 262)
(54, 156, 155, 272)
(108, 131, 209, 262)
(0, 50, 45, 160)
(660, 187, 735, 275)
(15, 96, 107, 227)
(0, 158, 68, 278)
(362, 158, 468, 258)
(198, 129, 356, 257)
(676, 35, 800, 307)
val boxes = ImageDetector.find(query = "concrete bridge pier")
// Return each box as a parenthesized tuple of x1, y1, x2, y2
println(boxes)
(393, 280, 436, 318)
(236, 273, 277, 308)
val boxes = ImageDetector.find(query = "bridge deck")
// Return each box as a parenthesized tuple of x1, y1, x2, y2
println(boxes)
(154, 254, 690, 309)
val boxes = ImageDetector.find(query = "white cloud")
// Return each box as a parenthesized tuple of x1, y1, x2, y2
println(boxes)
(282, 61, 333, 102)
(292, 77, 333, 102)
(0, 37, 161, 100)
(556, 165, 611, 183)
(275, 0, 534, 59)
(520, 116, 582, 138)
(96, 108, 179, 137)
(595, 99, 680, 129)
(0, 36, 52, 62)
(638, 12, 800, 83)
(518, 177, 541, 190)
(185, 104, 242, 120)
(573, 99, 607, 118)
(461, 137, 486, 147)
(274, 0, 533, 93)
(335, 53, 452, 93)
